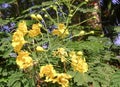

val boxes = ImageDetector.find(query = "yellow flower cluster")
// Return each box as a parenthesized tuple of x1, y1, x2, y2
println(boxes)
(12, 21, 27, 53)
(53, 48, 68, 62)
(52, 23, 69, 38)
(12, 20, 42, 69)
(17, 21, 28, 35)
(53, 49, 88, 73)
(28, 23, 42, 37)
(12, 21, 42, 53)
(39, 64, 57, 82)
(70, 51, 88, 73)
(16, 51, 33, 69)
(39, 64, 71, 87)
(12, 31, 26, 52)
(53, 73, 72, 87)
(12, 21, 33, 69)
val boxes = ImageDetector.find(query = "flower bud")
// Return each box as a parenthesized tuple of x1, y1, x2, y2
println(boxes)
(30, 14, 37, 19)
(69, 14, 73, 17)
(53, 6, 57, 10)
(44, 14, 48, 18)
(89, 31, 94, 34)
(79, 30, 85, 36)
(93, 16, 96, 19)
(100, 34, 104, 37)
(70, 10, 74, 13)
(77, 51, 83, 56)
(38, 23, 42, 28)
(37, 14, 43, 20)
(55, 2, 58, 4)
(42, 8, 46, 11)
(50, 5, 53, 8)
(85, 0, 88, 2)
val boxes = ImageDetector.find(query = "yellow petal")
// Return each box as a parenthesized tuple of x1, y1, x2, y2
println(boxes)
(36, 46, 45, 52)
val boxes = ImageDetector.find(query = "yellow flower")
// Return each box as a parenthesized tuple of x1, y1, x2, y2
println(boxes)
(28, 23, 41, 37)
(53, 48, 68, 62)
(36, 46, 45, 52)
(53, 73, 71, 87)
(28, 30, 38, 37)
(57, 48, 67, 55)
(70, 51, 88, 73)
(12, 31, 26, 52)
(17, 21, 28, 36)
(52, 23, 69, 38)
(71, 56, 88, 73)
(16, 51, 33, 69)
(60, 56, 66, 63)
(69, 51, 76, 58)
(77, 51, 83, 56)
(39, 64, 57, 82)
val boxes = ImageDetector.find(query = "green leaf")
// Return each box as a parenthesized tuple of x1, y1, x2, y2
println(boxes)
(110, 70, 120, 87)
(68, 71, 87, 86)
(93, 81, 100, 87)
(67, 71, 77, 77)
(2, 71, 8, 76)
(0, 0, 15, 3)
(114, 26, 120, 32)
(42, 1, 54, 6)
(0, 78, 7, 83)
(0, 19, 10, 25)
(24, 83, 30, 87)
(7, 72, 23, 87)
(3, 48, 13, 58)
(12, 81, 21, 87)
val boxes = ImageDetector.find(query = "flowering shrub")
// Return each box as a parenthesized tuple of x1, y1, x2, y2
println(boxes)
(9, 0, 91, 86)
(11, 13, 89, 86)
(9, 0, 95, 86)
